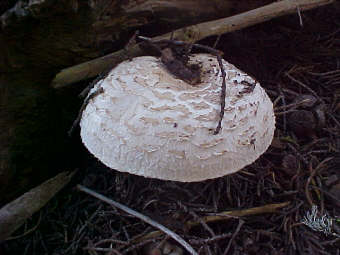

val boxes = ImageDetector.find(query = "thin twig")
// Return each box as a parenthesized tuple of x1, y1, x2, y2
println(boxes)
(213, 35, 221, 49)
(94, 239, 128, 247)
(68, 87, 104, 136)
(308, 69, 340, 76)
(77, 185, 198, 255)
(311, 185, 340, 204)
(278, 85, 287, 133)
(305, 157, 333, 207)
(223, 219, 244, 255)
(214, 54, 227, 135)
(84, 246, 122, 254)
(274, 98, 315, 111)
(296, 4, 304, 27)
(190, 233, 232, 245)
(177, 201, 216, 237)
(286, 72, 324, 104)
(187, 201, 290, 228)
(275, 109, 299, 116)
(78, 74, 106, 98)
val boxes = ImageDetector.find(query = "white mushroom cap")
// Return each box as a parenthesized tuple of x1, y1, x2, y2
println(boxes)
(80, 54, 275, 182)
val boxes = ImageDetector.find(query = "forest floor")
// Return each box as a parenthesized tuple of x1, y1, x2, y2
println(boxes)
(2, 4, 340, 255)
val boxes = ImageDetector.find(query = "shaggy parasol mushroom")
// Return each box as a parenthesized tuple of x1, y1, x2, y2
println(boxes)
(80, 54, 275, 182)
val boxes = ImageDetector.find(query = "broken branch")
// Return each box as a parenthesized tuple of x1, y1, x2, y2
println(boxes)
(0, 170, 76, 241)
(51, 0, 334, 88)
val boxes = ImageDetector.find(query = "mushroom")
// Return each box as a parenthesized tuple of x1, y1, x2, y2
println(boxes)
(80, 54, 275, 182)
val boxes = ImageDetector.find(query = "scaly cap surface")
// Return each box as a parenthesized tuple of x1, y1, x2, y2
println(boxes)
(80, 54, 275, 182)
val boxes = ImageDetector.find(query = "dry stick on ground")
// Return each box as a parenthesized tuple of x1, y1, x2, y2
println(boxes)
(133, 201, 291, 243)
(187, 201, 291, 227)
(77, 185, 199, 255)
(0, 171, 76, 241)
(51, 0, 334, 89)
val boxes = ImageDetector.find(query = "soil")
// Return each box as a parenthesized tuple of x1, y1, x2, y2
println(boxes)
(2, 4, 340, 255)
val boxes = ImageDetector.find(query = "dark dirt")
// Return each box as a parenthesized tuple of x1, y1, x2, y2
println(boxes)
(160, 47, 201, 85)
(3, 4, 340, 255)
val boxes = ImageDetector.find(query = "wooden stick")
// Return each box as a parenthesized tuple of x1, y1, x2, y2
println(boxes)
(132, 201, 290, 243)
(51, 0, 334, 88)
(0, 171, 76, 241)
(186, 201, 291, 227)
